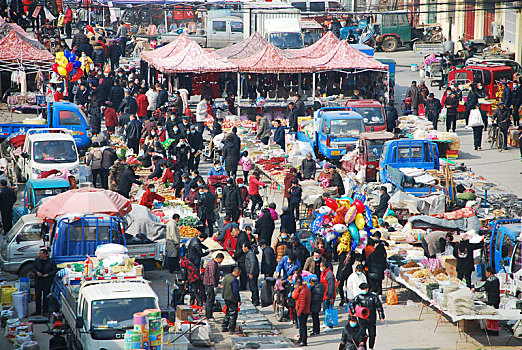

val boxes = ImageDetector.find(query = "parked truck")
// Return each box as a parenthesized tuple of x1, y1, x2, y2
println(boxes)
(12, 178, 70, 224)
(0, 102, 91, 148)
(297, 107, 365, 161)
(379, 139, 444, 196)
(1, 128, 80, 184)
(52, 276, 159, 350)
(0, 213, 161, 282)
(344, 99, 386, 132)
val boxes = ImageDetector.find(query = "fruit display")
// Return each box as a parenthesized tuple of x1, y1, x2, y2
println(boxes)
(180, 226, 200, 237)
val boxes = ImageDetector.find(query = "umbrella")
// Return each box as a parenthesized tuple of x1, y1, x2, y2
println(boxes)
(36, 187, 132, 219)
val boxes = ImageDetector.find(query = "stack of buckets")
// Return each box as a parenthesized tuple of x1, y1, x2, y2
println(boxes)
(124, 308, 162, 350)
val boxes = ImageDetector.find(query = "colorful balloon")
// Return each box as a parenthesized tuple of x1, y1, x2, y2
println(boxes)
(333, 206, 348, 225)
(325, 198, 338, 212)
(353, 193, 366, 203)
(72, 60, 82, 69)
(86, 25, 94, 34)
(56, 52, 64, 59)
(333, 224, 348, 234)
(355, 213, 365, 230)
(64, 49, 71, 61)
(345, 205, 357, 223)
(58, 56, 68, 68)
(66, 62, 73, 74)
(311, 213, 325, 234)
(57, 66, 67, 76)
(348, 223, 359, 243)
(51, 63, 59, 73)
(69, 53, 77, 62)
(353, 199, 365, 214)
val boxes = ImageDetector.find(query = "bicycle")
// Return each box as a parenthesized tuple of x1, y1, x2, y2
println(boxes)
(488, 122, 505, 152)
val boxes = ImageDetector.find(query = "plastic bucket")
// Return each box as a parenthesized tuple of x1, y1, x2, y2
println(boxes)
(1, 287, 17, 305)
(410, 64, 418, 72)
(7, 318, 20, 342)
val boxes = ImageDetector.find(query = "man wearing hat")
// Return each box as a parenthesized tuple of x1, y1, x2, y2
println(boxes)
(349, 283, 385, 350)
(492, 101, 511, 150)
(339, 316, 368, 350)
(405, 80, 421, 115)
(425, 92, 442, 130)
(444, 90, 459, 132)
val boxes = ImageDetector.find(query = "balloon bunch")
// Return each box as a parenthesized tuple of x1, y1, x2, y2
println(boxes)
(52, 50, 84, 82)
(310, 193, 378, 254)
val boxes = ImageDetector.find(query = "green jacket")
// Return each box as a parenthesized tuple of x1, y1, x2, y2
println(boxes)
(222, 273, 240, 302)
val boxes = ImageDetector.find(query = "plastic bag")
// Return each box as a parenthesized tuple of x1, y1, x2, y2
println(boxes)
(386, 288, 398, 305)
(325, 306, 338, 327)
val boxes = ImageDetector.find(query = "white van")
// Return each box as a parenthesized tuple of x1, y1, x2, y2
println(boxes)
(290, 0, 344, 12)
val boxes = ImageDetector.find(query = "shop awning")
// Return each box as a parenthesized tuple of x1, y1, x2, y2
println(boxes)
(141, 33, 191, 65)
(216, 32, 269, 60)
(232, 43, 312, 73)
(0, 30, 53, 62)
(288, 31, 340, 59)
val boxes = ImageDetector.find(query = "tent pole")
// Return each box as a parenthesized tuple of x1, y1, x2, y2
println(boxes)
(236, 72, 241, 117)
(312, 72, 316, 100)
(298, 73, 302, 96)
(386, 70, 390, 103)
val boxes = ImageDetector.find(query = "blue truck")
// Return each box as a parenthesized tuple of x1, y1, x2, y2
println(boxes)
(297, 107, 365, 161)
(0, 102, 91, 148)
(488, 219, 520, 273)
(12, 178, 70, 224)
(379, 139, 444, 196)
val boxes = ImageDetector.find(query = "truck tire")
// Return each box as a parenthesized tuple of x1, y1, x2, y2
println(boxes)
(18, 262, 35, 287)
(381, 36, 399, 52)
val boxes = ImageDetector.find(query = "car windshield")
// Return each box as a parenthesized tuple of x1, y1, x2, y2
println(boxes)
(329, 119, 365, 138)
(33, 140, 78, 163)
(6, 219, 25, 242)
(91, 298, 157, 330)
(354, 107, 385, 125)
(269, 32, 304, 49)
(493, 70, 513, 83)
(33, 188, 69, 204)
(366, 140, 386, 161)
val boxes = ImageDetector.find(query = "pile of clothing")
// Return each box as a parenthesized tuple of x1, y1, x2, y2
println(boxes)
(446, 288, 476, 316)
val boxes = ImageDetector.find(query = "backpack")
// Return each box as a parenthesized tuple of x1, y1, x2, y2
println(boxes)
(89, 149, 103, 169)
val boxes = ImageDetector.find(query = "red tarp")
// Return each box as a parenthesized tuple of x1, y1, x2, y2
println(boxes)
(0, 30, 53, 61)
(216, 32, 269, 60)
(231, 43, 311, 73)
(152, 39, 237, 73)
(140, 33, 191, 65)
(288, 31, 340, 59)
(0, 17, 31, 37)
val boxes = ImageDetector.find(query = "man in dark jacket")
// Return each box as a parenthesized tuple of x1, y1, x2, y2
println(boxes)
(223, 127, 241, 177)
(0, 180, 16, 233)
(288, 102, 299, 132)
(285, 235, 309, 268)
(280, 206, 296, 235)
(108, 40, 122, 71)
(148, 156, 166, 180)
(173, 91, 183, 116)
(300, 153, 316, 180)
(196, 186, 216, 236)
(289, 179, 302, 220)
(444, 90, 459, 132)
(424, 93, 442, 130)
(385, 101, 399, 132)
(125, 114, 141, 154)
(223, 178, 243, 222)
(255, 208, 275, 245)
(405, 81, 422, 115)
(32, 248, 57, 316)
(294, 94, 306, 117)
(349, 282, 385, 350)
(259, 240, 276, 278)
(187, 233, 209, 268)
(273, 119, 285, 150)
(203, 253, 224, 321)
(493, 102, 511, 150)
(512, 80, 522, 127)
(309, 276, 325, 336)
(175, 139, 190, 174)
(188, 125, 203, 172)
(75, 83, 89, 106)
(118, 90, 138, 114)
(501, 80, 512, 108)
(339, 316, 368, 350)
(375, 186, 390, 218)
(329, 165, 345, 196)
(100, 147, 117, 190)
(222, 267, 242, 333)
(109, 80, 125, 112)
(157, 85, 168, 109)
(118, 164, 142, 198)
(233, 227, 250, 290)
(452, 235, 484, 288)
(243, 243, 260, 305)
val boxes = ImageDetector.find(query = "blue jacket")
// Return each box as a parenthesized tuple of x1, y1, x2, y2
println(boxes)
(273, 126, 285, 150)
(275, 255, 301, 279)
(207, 167, 227, 177)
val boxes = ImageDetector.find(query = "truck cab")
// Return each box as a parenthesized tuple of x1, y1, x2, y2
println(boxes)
(50, 214, 126, 265)
(18, 128, 80, 183)
(297, 107, 365, 161)
(342, 131, 394, 181)
(488, 219, 520, 273)
(264, 18, 304, 49)
(53, 278, 159, 350)
(447, 65, 513, 100)
(12, 178, 70, 224)
(344, 99, 386, 132)
(379, 139, 440, 196)
(206, 16, 245, 49)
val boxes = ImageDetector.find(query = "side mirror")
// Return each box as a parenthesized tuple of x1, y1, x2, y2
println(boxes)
(22, 152, 28, 159)
(75, 316, 84, 329)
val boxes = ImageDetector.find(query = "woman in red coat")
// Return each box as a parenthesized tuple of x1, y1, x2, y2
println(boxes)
(139, 184, 165, 209)
(136, 89, 149, 119)
(104, 102, 118, 134)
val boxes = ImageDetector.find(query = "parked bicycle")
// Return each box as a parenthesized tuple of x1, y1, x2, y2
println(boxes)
(488, 122, 505, 152)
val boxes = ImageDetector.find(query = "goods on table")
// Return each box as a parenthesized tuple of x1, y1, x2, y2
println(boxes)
(446, 288, 476, 316)
(179, 226, 200, 238)
(178, 216, 203, 227)
(432, 268, 445, 276)
(412, 269, 432, 279)
(403, 261, 420, 268)
(435, 273, 448, 281)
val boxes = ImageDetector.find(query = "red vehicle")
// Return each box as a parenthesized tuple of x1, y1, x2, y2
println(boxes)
(342, 131, 395, 182)
(344, 99, 386, 132)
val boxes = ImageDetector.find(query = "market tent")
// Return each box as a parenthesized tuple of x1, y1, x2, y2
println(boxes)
(36, 187, 133, 219)
(152, 39, 237, 73)
(140, 33, 191, 65)
(216, 32, 269, 60)
(0, 29, 53, 74)
(302, 40, 388, 72)
(288, 31, 340, 59)
(0, 17, 31, 37)
(231, 43, 311, 73)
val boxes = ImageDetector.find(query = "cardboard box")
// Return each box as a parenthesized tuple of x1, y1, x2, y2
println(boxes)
(441, 256, 457, 278)
(176, 305, 193, 321)
(458, 319, 482, 332)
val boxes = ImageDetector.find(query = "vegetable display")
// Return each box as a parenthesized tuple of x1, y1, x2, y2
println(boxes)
(180, 226, 200, 237)
(178, 216, 203, 227)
